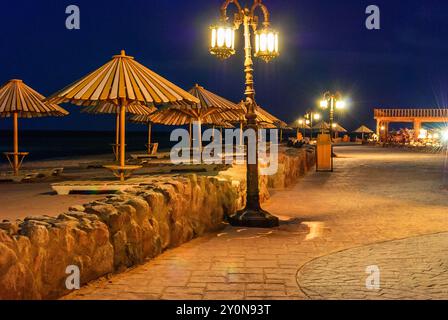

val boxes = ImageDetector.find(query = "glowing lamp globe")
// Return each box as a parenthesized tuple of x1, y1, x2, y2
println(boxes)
(254, 28, 279, 63)
(320, 100, 328, 109)
(441, 129, 448, 142)
(210, 24, 236, 60)
(336, 100, 346, 109)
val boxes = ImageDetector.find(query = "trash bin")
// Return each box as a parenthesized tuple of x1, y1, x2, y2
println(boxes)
(316, 133, 333, 172)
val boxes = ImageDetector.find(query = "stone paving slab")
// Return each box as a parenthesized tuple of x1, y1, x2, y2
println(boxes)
(297, 232, 448, 300)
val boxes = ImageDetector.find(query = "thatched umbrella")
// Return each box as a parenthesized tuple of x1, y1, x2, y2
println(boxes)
(312, 121, 330, 131)
(354, 125, 374, 140)
(0, 79, 68, 175)
(289, 120, 311, 139)
(332, 123, 348, 133)
(47, 50, 198, 181)
(331, 123, 348, 139)
(150, 84, 243, 152)
(82, 102, 156, 160)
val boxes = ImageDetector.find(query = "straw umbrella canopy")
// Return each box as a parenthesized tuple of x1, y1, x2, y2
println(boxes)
(312, 121, 330, 131)
(82, 102, 156, 159)
(150, 84, 243, 152)
(0, 79, 69, 175)
(289, 120, 311, 140)
(354, 125, 374, 140)
(47, 50, 199, 180)
(332, 123, 348, 133)
(288, 120, 311, 130)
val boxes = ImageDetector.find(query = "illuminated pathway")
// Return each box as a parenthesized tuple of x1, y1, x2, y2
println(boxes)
(65, 146, 448, 300)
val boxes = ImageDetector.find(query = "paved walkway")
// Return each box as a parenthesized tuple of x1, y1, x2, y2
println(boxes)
(65, 146, 448, 300)
(297, 232, 448, 300)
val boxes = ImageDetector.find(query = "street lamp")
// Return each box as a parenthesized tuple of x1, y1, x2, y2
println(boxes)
(210, 0, 280, 228)
(304, 111, 320, 138)
(297, 118, 305, 138)
(320, 92, 346, 140)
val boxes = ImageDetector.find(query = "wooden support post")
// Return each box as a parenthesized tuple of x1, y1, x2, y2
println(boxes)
(119, 103, 126, 182)
(147, 123, 152, 154)
(115, 113, 120, 161)
(13, 112, 19, 176)
(414, 120, 422, 140)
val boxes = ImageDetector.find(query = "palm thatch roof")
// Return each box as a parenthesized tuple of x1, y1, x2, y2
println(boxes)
(288, 120, 311, 130)
(312, 121, 330, 130)
(354, 125, 374, 134)
(0, 79, 68, 118)
(333, 123, 348, 132)
(81, 101, 156, 115)
(148, 84, 243, 126)
(47, 50, 199, 108)
(312, 121, 347, 132)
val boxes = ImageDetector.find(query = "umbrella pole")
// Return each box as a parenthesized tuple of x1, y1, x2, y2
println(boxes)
(120, 103, 126, 181)
(189, 121, 192, 149)
(13, 112, 19, 176)
(240, 121, 243, 146)
(115, 113, 120, 161)
(197, 119, 202, 162)
(212, 126, 215, 141)
(147, 122, 152, 154)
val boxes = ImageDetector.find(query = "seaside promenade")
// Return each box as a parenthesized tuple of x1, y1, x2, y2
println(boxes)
(62, 146, 448, 300)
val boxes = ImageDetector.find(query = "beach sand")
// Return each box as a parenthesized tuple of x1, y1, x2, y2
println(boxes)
(0, 154, 117, 221)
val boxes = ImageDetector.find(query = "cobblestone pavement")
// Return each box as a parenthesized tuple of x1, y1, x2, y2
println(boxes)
(297, 232, 448, 300)
(65, 146, 448, 300)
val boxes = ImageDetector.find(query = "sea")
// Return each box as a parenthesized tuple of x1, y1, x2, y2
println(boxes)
(0, 129, 295, 162)
(0, 130, 175, 161)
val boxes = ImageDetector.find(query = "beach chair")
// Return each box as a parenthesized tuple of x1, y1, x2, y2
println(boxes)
(146, 142, 159, 155)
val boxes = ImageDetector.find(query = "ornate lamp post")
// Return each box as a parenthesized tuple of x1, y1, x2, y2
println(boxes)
(320, 92, 346, 140)
(209, 0, 280, 228)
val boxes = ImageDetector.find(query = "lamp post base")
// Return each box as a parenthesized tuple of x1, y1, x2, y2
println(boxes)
(228, 207, 279, 228)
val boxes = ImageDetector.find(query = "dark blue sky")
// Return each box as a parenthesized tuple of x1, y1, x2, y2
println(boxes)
(1, 0, 448, 131)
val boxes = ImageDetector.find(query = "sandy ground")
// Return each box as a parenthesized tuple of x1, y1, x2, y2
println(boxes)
(0, 154, 114, 220)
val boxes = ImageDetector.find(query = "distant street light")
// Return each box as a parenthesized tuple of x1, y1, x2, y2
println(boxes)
(320, 91, 346, 140)
(209, 0, 280, 228)
(297, 118, 306, 138)
(305, 111, 321, 138)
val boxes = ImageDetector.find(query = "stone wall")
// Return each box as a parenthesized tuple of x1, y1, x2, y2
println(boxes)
(0, 147, 314, 300)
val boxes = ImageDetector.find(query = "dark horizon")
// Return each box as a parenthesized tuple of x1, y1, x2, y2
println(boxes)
(1, 0, 448, 132)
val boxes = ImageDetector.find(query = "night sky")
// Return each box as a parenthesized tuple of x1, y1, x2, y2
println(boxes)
(1, 0, 448, 131)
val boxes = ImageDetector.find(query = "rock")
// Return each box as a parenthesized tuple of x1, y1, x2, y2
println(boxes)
(0, 221, 19, 235)
(68, 205, 85, 212)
